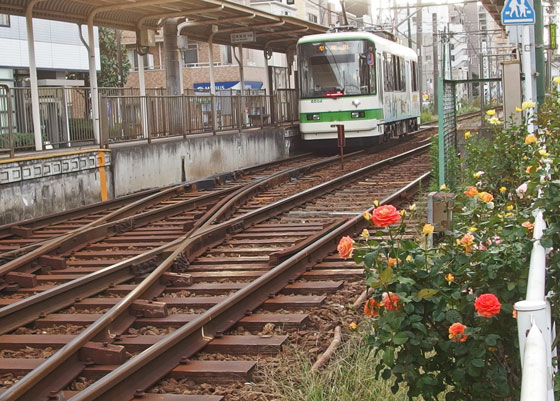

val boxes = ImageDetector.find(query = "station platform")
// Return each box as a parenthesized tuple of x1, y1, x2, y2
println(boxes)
(1, 125, 301, 225)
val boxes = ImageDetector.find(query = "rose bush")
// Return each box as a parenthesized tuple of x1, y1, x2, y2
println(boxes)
(343, 87, 560, 399)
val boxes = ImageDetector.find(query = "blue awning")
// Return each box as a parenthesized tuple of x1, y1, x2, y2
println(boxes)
(193, 81, 263, 92)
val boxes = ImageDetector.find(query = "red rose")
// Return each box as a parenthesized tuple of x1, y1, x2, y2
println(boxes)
(364, 298, 381, 317)
(474, 293, 501, 318)
(448, 322, 468, 342)
(337, 236, 354, 259)
(382, 292, 401, 311)
(371, 205, 401, 227)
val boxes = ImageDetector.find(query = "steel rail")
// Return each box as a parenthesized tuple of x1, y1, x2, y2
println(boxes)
(71, 173, 431, 401)
(0, 144, 430, 401)
(0, 152, 315, 247)
(0, 150, 354, 334)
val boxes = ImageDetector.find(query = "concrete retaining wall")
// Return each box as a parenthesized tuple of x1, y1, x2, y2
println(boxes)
(1, 127, 294, 225)
(0, 150, 113, 225)
(111, 128, 288, 197)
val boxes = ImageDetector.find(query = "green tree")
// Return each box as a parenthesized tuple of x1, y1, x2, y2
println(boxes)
(98, 28, 131, 87)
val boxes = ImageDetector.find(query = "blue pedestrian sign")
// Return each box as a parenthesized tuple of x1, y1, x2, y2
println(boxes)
(501, 0, 535, 25)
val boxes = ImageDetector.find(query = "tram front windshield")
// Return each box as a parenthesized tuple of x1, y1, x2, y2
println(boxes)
(298, 40, 371, 99)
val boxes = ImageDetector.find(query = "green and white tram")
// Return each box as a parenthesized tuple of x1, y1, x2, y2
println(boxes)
(297, 30, 420, 146)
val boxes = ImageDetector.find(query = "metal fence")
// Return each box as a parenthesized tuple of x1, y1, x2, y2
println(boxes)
(99, 89, 299, 146)
(0, 86, 298, 153)
(436, 77, 503, 188)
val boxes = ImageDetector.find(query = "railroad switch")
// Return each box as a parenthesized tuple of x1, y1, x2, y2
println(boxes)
(79, 342, 127, 365)
(160, 272, 193, 286)
(6, 272, 37, 288)
(131, 300, 168, 318)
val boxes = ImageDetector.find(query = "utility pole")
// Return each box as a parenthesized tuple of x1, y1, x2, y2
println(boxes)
(407, 5, 412, 48)
(432, 13, 438, 114)
(417, 0, 423, 100)
(535, 0, 545, 104)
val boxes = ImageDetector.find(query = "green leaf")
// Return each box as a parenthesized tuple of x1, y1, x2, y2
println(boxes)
(393, 332, 408, 345)
(540, 237, 553, 249)
(445, 309, 462, 323)
(507, 282, 516, 291)
(484, 334, 500, 346)
(363, 252, 376, 269)
(412, 322, 427, 335)
(417, 288, 438, 299)
(383, 346, 395, 366)
(471, 358, 484, 368)
(380, 266, 394, 283)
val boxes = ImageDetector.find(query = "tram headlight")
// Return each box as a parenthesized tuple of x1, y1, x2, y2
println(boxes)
(351, 111, 365, 118)
(307, 114, 320, 121)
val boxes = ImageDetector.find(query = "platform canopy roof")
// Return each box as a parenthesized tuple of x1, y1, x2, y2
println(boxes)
(0, 0, 328, 53)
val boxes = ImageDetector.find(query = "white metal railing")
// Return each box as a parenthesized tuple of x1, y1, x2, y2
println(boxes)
(515, 210, 556, 401)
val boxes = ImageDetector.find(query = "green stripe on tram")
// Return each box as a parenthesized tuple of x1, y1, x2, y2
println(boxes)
(300, 109, 384, 123)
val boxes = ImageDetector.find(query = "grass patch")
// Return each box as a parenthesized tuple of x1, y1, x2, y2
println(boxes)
(257, 326, 409, 401)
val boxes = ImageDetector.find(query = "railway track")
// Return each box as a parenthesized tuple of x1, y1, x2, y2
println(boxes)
(0, 140, 431, 400)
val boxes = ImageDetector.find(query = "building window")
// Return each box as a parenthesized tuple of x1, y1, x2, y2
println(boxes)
(182, 44, 198, 67)
(128, 50, 154, 70)
(0, 14, 9, 27)
(307, 13, 318, 23)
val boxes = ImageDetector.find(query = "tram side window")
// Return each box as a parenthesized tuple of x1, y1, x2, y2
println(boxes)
(393, 56, 406, 92)
(359, 54, 370, 95)
(399, 58, 406, 91)
(369, 59, 377, 95)
(411, 61, 418, 92)
(384, 53, 394, 92)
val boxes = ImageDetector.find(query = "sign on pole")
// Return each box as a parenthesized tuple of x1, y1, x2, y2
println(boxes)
(230, 32, 255, 44)
(501, 0, 535, 25)
(550, 24, 557, 49)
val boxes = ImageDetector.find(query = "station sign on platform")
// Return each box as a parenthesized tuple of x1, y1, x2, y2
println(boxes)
(501, 0, 535, 25)
(231, 32, 255, 43)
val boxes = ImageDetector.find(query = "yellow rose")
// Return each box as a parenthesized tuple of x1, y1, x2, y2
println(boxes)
(464, 131, 471, 139)
(400, 209, 407, 217)
(524, 134, 537, 145)
(515, 107, 523, 112)
(526, 166, 533, 174)
(506, 205, 514, 211)
(539, 149, 549, 156)
(554, 76, 560, 84)
(478, 192, 494, 203)
(423, 223, 435, 235)
(361, 229, 370, 240)
(373, 200, 379, 207)
(486, 109, 496, 116)
(406, 255, 413, 263)
(445, 273, 455, 283)
(469, 227, 477, 232)
(522, 101, 536, 110)
(363, 211, 372, 221)
(349, 322, 358, 330)
(506, 212, 513, 217)
(440, 184, 448, 190)
(488, 117, 501, 125)
(408, 203, 417, 212)
(499, 186, 507, 193)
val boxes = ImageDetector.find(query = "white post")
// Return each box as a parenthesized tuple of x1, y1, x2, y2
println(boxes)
(177, 48, 184, 95)
(263, 49, 271, 96)
(87, 20, 100, 144)
(522, 25, 535, 133)
(137, 52, 148, 139)
(520, 324, 548, 401)
(25, 1, 43, 151)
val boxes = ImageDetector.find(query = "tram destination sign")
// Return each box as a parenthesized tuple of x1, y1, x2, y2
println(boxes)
(231, 32, 255, 43)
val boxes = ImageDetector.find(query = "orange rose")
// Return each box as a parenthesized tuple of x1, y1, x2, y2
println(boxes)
(449, 322, 468, 342)
(337, 236, 354, 259)
(382, 292, 401, 311)
(474, 293, 502, 318)
(459, 233, 475, 253)
(371, 205, 401, 227)
(387, 257, 401, 267)
(364, 298, 381, 317)
(478, 192, 494, 203)
(464, 186, 479, 197)
(522, 221, 534, 231)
